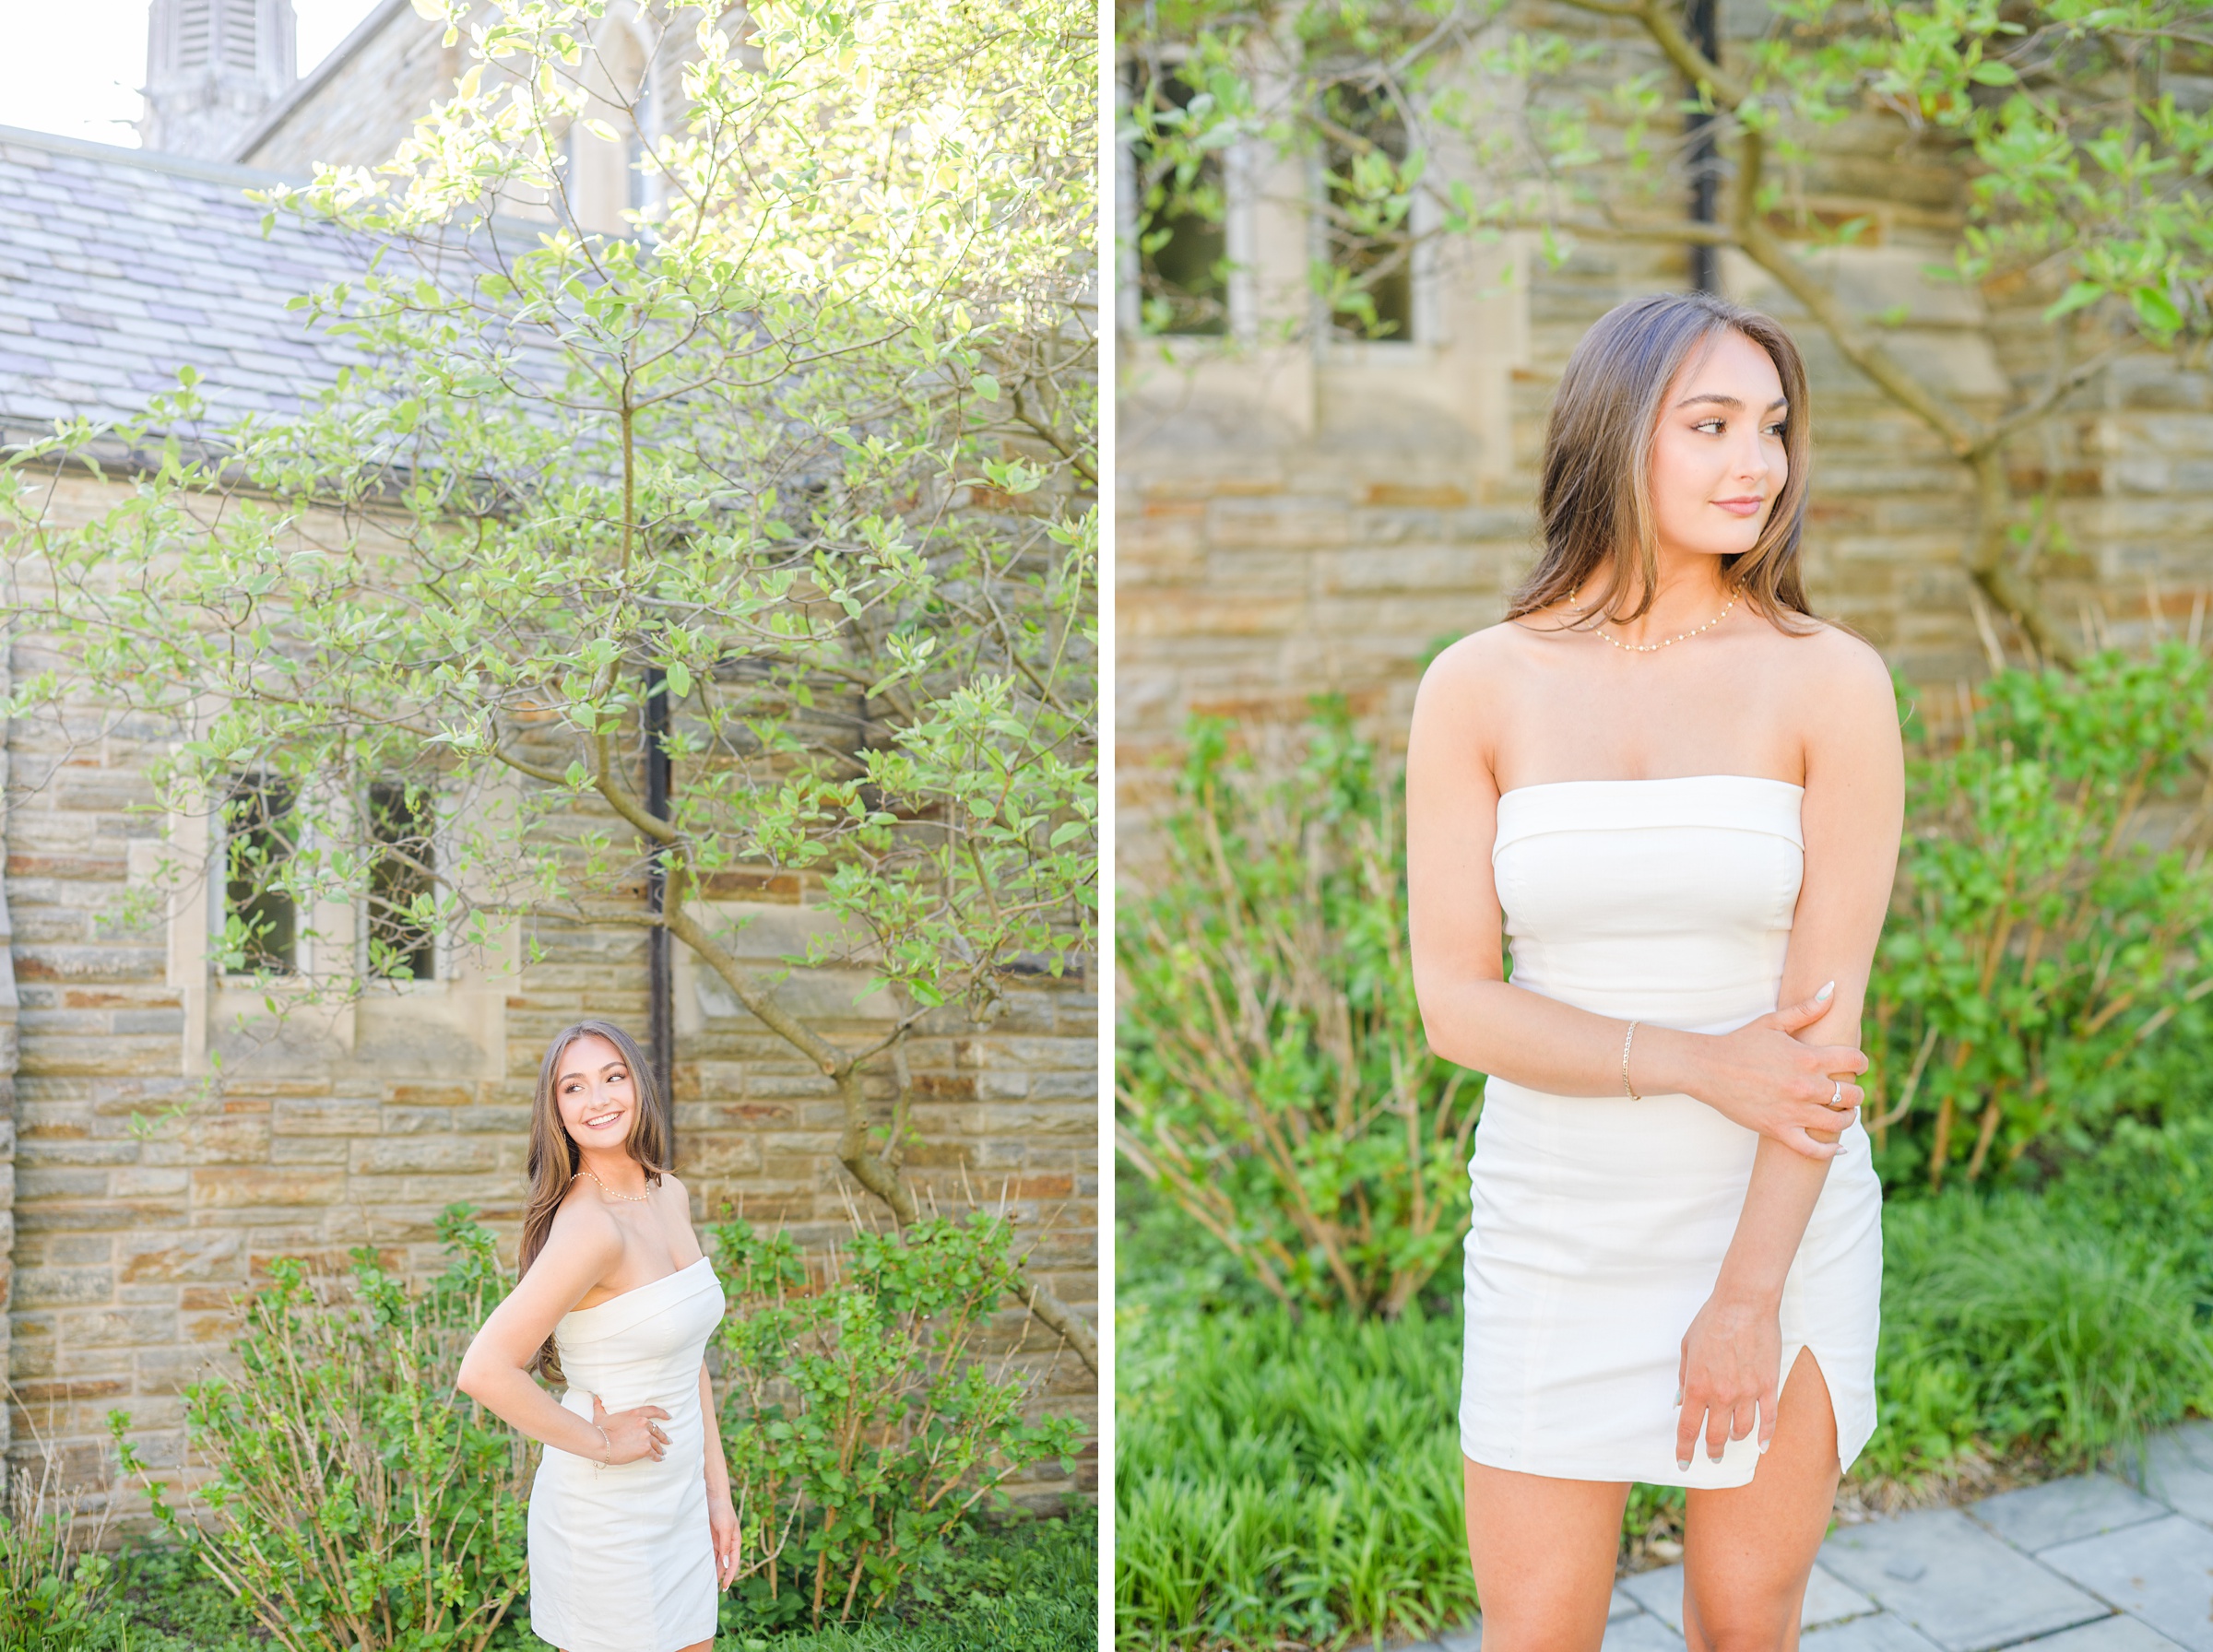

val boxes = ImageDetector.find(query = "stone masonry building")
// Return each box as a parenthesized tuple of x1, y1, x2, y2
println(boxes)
(2, 0, 1095, 1516)
(1117, 4, 2213, 838)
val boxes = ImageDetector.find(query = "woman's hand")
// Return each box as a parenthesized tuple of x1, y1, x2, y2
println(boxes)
(708, 1487, 742, 1587)
(1684, 985, 1865, 1158)
(590, 1393, 672, 1464)
(1675, 1291, 1781, 1469)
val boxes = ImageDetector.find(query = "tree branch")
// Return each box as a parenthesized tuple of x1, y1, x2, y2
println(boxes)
(662, 902, 1098, 1375)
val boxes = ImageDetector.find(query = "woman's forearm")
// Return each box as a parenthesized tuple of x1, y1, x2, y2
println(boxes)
(1419, 978, 1718, 1100)
(698, 1363, 730, 1498)
(1712, 1137, 1832, 1306)
(1712, 1007, 1859, 1304)
(460, 1362, 609, 1462)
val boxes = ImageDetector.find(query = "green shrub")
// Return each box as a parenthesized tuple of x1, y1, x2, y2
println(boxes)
(110, 1205, 533, 1652)
(1118, 705, 1477, 1319)
(0, 1439, 126, 1652)
(1867, 644, 2213, 1191)
(712, 1212, 1085, 1634)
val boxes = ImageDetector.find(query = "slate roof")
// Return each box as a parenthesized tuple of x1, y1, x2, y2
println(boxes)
(0, 125, 370, 440)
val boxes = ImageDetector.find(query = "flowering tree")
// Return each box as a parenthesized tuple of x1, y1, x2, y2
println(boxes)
(3, 0, 1097, 1365)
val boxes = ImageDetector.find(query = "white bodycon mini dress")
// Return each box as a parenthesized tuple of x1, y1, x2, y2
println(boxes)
(528, 1257, 726, 1652)
(1459, 775, 1883, 1489)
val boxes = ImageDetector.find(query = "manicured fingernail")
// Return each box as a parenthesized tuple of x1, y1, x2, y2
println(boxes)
(1674, 1388, 1683, 1406)
(1816, 980, 1835, 1001)
(1676, 1458, 1691, 1471)
(1759, 1438, 1770, 1455)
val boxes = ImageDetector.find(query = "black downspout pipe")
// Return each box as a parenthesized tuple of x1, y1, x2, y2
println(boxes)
(645, 667, 675, 1162)
(1686, 0, 1721, 292)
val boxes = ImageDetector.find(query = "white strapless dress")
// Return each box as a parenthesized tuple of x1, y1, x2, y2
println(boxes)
(528, 1257, 726, 1652)
(1460, 775, 1883, 1489)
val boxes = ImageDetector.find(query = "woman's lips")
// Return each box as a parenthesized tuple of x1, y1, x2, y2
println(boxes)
(1713, 497, 1765, 517)
(584, 1111, 623, 1129)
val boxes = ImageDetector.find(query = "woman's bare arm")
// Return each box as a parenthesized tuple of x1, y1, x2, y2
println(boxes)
(1675, 632, 1903, 1465)
(1407, 633, 1869, 1156)
(456, 1205, 670, 1464)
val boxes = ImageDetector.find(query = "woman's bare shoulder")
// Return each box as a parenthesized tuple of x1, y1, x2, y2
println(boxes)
(1777, 618, 1894, 709)
(544, 1182, 626, 1257)
(1417, 618, 1557, 712)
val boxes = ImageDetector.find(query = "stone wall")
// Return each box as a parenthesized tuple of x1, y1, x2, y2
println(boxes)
(4, 471, 1096, 1517)
(237, 2, 452, 175)
(1115, 7, 2213, 848)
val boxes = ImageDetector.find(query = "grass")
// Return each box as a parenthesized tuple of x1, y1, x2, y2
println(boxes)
(1117, 1306, 1473, 1651)
(1116, 1126, 2213, 1650)
(2, 1508, 1095, 1652)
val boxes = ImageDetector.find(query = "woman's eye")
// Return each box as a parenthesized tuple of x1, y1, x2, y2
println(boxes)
(1694, 419, 1724, 435)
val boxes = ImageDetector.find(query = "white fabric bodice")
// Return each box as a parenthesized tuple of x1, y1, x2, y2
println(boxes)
(1493, 774, 1805, 1034)
(551, 1255, 724, 1417)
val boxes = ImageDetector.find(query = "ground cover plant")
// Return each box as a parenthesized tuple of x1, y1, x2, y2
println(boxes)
(88, 1515, 1095, 1652)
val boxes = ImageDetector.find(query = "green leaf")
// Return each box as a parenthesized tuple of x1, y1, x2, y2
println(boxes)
(2043, 281, 2105, 324)
(2133, 286, 2183, 335)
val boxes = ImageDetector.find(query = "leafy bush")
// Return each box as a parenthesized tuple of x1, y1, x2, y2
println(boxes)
(712, 1211, 1085, 1633)
(1117, 705, 1477, 1319)
(1866, 644, 2213, 1190)
(0, 1433, 126, 1652)
(110, 1205, 533, 1652)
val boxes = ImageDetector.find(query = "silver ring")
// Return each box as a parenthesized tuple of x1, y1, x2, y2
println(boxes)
(1830, 1079, 1844, 1108)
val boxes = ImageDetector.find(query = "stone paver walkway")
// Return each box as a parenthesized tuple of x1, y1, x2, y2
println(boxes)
(1396, 1421, 2213, 1652)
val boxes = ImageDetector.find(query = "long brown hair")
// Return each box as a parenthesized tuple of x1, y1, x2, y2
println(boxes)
(1507, 290, 1817, 632)
(517, 1018, 669, 1384)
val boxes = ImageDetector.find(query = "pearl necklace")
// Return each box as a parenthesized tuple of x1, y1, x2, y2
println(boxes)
(1571, 584, 1741, 653)
(576, 1167, 652, 1203)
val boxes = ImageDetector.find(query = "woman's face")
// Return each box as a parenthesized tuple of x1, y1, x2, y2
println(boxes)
(1648, 327, 1788, 565)
(556, 1032, 637, 1154)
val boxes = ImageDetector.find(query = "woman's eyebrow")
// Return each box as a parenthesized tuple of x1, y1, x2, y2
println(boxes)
(1676, 392, 1790, 410)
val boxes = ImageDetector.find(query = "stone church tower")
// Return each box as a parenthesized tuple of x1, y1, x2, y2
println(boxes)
(139, 0, 299, 159)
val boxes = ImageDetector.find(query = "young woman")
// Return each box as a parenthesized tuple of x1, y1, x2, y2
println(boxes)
(456, 1019, 740, 1652)
(1406, 291, 1903, 1648)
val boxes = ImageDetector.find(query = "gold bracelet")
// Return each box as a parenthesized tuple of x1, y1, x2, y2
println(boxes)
(1622, 1020, 1642, 1101)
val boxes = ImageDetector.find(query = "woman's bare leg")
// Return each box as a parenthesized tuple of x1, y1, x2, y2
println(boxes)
(1464, 1457, 1629, 1651)
(1680, 1347, 1840, 1652)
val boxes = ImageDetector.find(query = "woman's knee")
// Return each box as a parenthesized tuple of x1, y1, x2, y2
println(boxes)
(1684, 1586, 1801, 1652)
